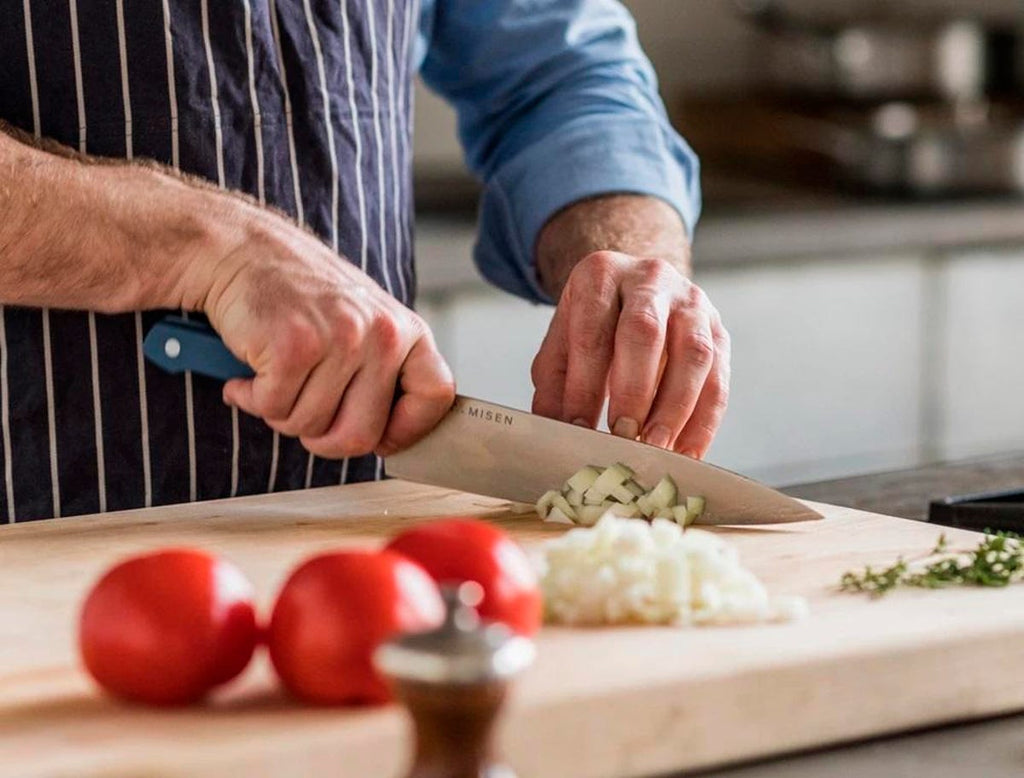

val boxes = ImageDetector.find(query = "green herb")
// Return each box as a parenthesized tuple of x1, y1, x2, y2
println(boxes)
(839, 531, 1024, 598)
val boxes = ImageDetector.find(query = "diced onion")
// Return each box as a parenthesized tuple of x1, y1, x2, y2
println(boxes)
(566, 466, 602, 494)
(538, 463, 705, 527)
(537, 514, 808, 627)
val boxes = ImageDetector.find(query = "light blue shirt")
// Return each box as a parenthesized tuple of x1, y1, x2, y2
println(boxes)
(415, 0, 701, 303)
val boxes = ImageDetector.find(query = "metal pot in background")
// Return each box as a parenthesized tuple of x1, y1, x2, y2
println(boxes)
(675, 94, 1024, 198)
(694, 1, 1024, 196)
(839, 102, 1024, 195)
(734, 0, 1019, 102)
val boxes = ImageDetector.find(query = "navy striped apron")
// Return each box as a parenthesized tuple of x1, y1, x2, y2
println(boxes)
(0, 0, 418, 521)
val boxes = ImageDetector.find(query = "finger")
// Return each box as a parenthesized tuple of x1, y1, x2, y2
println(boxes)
(560, 277, 619, 428)
(374, 334, 456, 457)
(674, 316, 731, 459)
(530, 304, 569, 420)
(266, 354, 357, 439)
(222, 325, 323, 420)
(224, 367, 311, 423)
(300, 366, 394, 459)
(640, 302, 716, 449)
(606, 265, 673, 439)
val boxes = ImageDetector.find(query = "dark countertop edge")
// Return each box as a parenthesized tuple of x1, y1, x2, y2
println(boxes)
(782, 450, 1024, 522)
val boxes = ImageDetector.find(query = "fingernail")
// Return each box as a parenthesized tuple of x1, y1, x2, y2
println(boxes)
(571, 418, 589, 428)
(680, 449, 701, 460)
(644, 424, 673, 449)
(612, 417, 639, 440)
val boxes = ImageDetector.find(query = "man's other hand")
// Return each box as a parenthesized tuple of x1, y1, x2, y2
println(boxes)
(532, 250, 730, 459)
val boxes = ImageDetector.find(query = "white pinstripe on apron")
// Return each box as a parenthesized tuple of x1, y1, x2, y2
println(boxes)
(0, 0, 418, 521)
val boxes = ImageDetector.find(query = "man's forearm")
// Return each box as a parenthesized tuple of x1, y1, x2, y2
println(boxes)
(535, 194, 692, 300)
(0, 126, 246, 313)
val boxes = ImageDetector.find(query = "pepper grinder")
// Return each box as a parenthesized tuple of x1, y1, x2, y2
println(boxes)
(375, 583, 536, 778)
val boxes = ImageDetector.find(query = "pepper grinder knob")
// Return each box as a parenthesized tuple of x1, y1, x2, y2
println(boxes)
(375, 582, 536, 778)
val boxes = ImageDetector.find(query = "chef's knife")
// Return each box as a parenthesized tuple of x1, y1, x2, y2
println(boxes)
(143, 316, 822, 525)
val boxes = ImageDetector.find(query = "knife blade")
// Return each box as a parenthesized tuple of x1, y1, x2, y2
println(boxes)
(143, 315, 822, 525)
(388, 396, 821, 525)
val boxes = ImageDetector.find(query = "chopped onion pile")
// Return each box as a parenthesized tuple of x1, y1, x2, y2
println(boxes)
(536, 463, 705, 527)
(538, 514, 808, 627)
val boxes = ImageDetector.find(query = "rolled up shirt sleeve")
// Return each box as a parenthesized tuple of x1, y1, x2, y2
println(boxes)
(418, 0, 701, 303)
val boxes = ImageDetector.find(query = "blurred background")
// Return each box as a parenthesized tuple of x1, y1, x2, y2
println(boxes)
(412, 0, 1024, 486)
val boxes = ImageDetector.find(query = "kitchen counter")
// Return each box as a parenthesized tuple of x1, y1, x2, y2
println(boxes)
(696, 453, 1024, 778)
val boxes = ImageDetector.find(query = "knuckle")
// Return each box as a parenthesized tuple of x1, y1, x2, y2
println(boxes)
(691, 417, 721, 442)
(278, 316, 326, 367)
(687, 282, 710, 309)
(531, 355, 564, 393)
(256, 386, 295, 420)
(678, 329, 715, 367)
(431, 377, 457, 404)
(573, 252, 621, 292)
(301, 438, 338, 459)
(330, 312, 365, 353)
(707, 379, 731, 418)
(530, 355, 546, 387)
(580, 250, 619, 274)
(375, 435, 400, 456)
(269, 416, 299, 437)
(372, 313, 404, 360)
(406, 310, 429, 336)
(716, 322, 732, 350)
(718, 360, 733, 389)
(622, 307, 665, 345)
(410, 371, 457, 407)
(342, 433, 378, 458)
(711, 391, 730, 418)
(635, 257, 668, 278)
(286, 408, 335, 440)
(317, 426, 378, 459)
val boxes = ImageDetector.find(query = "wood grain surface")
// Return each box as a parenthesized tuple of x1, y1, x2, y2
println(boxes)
(2, 480, 1022, 778)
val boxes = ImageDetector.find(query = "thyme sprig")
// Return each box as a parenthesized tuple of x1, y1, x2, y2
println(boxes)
(840, 531, 1024, 598)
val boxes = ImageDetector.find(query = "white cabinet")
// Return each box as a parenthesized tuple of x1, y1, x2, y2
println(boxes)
(700, 256, 927, 484)
(937, 250, 1024, 460)
(418, 237, 929, 486)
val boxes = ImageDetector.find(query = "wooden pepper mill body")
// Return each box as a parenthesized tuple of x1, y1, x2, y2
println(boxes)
(396, 678, 514, 778)
(375, 585, 534, 778)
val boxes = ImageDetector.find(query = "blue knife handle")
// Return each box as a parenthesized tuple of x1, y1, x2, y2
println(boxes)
(143, 316, 254, 381)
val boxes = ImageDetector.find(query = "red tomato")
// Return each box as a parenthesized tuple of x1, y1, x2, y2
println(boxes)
(79, 549, 258, 706)
(267, 549, 444, 705)
(385, 519, 542, 637)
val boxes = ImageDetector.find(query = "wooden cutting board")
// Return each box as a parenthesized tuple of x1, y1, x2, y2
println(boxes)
(3, 480, 1024, 778)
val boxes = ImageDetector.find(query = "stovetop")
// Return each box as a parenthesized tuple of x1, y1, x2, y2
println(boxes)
(929, 488, 1024, 534)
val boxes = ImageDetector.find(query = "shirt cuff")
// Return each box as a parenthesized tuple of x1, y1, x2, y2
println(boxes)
(473, 115, 702, 304)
